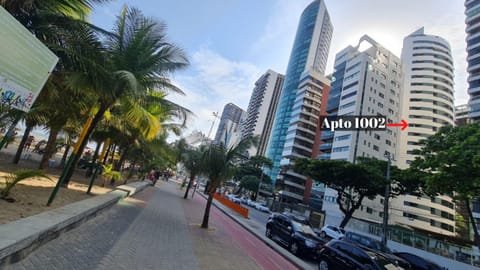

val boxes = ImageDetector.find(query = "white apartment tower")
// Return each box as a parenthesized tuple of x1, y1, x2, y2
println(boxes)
(241, 70, 284, 157)
(321, 35, 403, 225)
(397, 27, 455, 167)
(324, 31, 456, 236)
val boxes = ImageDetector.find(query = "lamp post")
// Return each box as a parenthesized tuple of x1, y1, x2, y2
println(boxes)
(382, 153, 391, 248)
(255, 166, 264, 201)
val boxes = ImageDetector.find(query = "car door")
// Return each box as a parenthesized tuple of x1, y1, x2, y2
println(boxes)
(278, 218, 293, 245)
(334, 242, 363, 269)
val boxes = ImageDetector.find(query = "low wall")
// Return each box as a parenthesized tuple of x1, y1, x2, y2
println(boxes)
(213, 193, 249, 218)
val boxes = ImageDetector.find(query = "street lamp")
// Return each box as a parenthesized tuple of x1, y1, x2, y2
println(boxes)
(382, 153, 392, 248)
(255, 166, 264, 201)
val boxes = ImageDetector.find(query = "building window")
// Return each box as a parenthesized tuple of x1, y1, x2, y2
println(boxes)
(333, 146, 349, 152)
(366, 207, 373, 214)
(373, 145, 379, 151)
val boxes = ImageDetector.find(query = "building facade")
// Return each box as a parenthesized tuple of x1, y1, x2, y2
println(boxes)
(319, 35, 403, 226)
(265, 0, 333, 183)
(213, 103, 246, 148)
(466, 0, 480, 121)
(241, 70, 284, 157)
(277, 69, 330, 203)
(455, 104, 471, 126)
(397, 27, 455, 168)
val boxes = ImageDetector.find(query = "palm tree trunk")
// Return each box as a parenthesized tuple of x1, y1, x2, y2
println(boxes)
(115, 144, 131, 171)
(13, 123, 34, 164)
(93, 140, 102, 160)
(184, 174, 195, 199)
(60, 144, 71, 167)
(62, 106, 107, 187)
(103, 144, 112, 164)
(201, 193, 214, 228)
(39, 128, 60, 169)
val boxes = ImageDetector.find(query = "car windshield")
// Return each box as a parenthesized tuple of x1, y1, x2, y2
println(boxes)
(291, 220, 316, 235)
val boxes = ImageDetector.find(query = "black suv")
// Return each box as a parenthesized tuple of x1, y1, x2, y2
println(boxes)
(265, 213, 324, 259)
(342, 231, 411, 269)
(318, 240, 405, 270)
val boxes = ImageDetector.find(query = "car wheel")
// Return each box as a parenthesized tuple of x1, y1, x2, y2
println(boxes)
(318, 260, 329, 270)
(290, 242, 299, 255)
(265, 227, 272, 239)
(320, 231, 326, 238)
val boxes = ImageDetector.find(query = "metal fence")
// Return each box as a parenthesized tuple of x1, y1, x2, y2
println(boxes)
(346, 218, 480, 267)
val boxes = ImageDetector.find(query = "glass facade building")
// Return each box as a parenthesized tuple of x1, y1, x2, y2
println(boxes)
(265, 0, 332, 181)
(466, 0, 480, 120)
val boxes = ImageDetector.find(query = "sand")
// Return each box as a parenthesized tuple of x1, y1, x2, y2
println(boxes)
(0, 143, 138, 224)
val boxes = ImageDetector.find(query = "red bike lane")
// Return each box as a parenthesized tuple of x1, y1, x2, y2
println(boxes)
(188, 192, 300, 270)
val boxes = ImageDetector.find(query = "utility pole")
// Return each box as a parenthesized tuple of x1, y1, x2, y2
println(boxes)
(255, 166, 264, 201)
(382, 153, 391, 248)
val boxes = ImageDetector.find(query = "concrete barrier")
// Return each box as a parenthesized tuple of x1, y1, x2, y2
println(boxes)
(115, 180, 150, 196)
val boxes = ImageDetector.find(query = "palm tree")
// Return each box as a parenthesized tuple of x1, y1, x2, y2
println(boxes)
(200, 137, 255, 228)
(58, 6, 189, 187)
(182, 147, 205, 199)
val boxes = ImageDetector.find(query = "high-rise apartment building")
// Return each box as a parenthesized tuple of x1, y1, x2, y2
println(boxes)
(266, 0, 333, 182)
(320, 34, 456, 236)
(213, 103, 245, 147)
(277, 69, 330, 203)
(455, 104, 471, 126)
(319, 35, 403, 226)
(241, 70, 284, 157)
(466, 0, 480, 121)
(397, 27, 455, 168)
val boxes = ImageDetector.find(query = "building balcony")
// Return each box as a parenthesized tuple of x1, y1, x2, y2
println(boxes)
(284, 180, 306, 190)
(318, 153, 331, 160)
(319, 143, 333, 151)
(283, 169, 307, 180)
(278, 190, 304, 201)
(321, 131, 334, 140)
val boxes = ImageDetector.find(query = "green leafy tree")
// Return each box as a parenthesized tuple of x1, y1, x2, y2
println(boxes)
(233, 155, 273, 200)
(295, 157, 415, 228)
(410, 123, 480, 245)
(200, 137, 255, 228)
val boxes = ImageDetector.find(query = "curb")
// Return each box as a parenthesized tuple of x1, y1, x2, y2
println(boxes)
(0, 181, 150, 267)
(196, 191, 314, 270)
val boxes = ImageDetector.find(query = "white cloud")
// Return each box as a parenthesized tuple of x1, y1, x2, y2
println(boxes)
(168, 48, 262, 140)
(251, 0, 312, 58)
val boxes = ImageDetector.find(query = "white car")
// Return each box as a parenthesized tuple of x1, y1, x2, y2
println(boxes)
(318, 225, 346, 239)
(254, 203, 270, 213)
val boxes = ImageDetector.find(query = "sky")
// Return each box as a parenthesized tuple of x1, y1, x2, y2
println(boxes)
(90, 0, 467, 140)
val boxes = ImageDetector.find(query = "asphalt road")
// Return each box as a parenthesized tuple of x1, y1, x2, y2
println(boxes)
(243, 203, 318, 269)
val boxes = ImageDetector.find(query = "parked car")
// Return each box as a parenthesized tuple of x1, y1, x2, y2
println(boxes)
(265, 213, 324, 259)
(393, 252, 445, 270)
(342, 232, 411, 269)
(226, 193, 241, 204)
(254, 203, 270, 213)
(318, 225, 346, 239)
(342, 231, 389, 252)
(318, 240, 405, 270)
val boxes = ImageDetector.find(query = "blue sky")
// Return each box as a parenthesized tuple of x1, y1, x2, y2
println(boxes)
(90, 0, 467, 139)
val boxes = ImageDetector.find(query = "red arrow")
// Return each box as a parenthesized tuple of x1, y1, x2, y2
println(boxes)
(386, 119, 408, 131)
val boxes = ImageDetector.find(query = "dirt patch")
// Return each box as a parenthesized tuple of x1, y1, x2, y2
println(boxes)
(0, 146, 141, 224)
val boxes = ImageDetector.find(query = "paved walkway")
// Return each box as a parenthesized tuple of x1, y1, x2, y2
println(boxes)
(5, 181, 298, 270)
